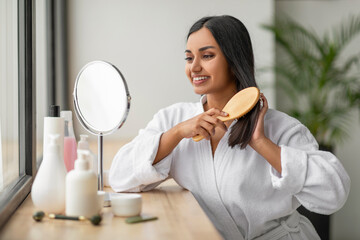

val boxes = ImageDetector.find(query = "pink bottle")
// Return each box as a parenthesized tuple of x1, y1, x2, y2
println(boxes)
(61, 111, 77, 172)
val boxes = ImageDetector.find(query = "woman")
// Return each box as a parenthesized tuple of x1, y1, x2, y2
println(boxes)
(109, 15, 350, 240)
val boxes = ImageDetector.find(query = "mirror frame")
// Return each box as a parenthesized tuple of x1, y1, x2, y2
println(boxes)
(73, 60, 131, 136)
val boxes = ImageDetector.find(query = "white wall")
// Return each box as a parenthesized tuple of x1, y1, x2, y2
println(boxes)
(35, 0, 47, 161)
(275, 1, 360, 239)
(67, 0, 275, 141)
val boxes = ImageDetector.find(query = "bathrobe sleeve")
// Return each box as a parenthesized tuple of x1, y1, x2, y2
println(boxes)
(109, 107, 175, 193)
(268, 119, 351, 215)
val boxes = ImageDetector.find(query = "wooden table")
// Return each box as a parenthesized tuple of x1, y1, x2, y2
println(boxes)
(0, 180, 222, 240)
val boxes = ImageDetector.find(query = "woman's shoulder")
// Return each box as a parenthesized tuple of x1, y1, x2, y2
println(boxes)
(264, 108, 306, 139)
(265, 108, 301, 126)
(265, 109, 318, 148)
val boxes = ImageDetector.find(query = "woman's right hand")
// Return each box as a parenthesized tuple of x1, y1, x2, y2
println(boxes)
(175, 108, 228, 140)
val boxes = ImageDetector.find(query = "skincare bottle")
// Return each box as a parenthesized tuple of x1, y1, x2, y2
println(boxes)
(43, 105, 64, 163)
(32, 134, 67, 213)
(66, 150, 99, 218)
(77, 135, 97, 175)
(61, 111, 77, 172)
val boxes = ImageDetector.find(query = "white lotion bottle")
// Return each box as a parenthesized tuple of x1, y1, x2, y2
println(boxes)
(77, 135, 97, 175)
(66, 150, 98, 218)
(32, 134, 67, 213)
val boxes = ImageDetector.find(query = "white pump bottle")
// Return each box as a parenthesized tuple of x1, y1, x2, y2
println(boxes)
(32, 134, 66, 213)
(77, 135, 97, 175)
(66, 150, 98, 218)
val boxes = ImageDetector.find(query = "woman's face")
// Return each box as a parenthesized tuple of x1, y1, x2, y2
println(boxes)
(185, 27, 235, 95)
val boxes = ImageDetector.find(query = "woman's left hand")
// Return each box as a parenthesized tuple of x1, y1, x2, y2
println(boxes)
(249, 93, 268, 148)
(249, 93, 282, 173)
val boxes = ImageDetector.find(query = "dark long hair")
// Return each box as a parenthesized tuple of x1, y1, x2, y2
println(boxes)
(187, 15, 261, 149)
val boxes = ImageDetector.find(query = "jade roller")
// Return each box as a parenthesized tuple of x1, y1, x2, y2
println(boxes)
(32, 211, 102, 226)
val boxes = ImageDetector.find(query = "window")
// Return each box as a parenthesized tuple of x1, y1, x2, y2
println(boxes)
(0, 0, 35, 227)
(0, 0, 19, 193)
(0, 0, 67, 227)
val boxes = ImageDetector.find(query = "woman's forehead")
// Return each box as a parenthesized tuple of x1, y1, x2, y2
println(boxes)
(186, 27, 219, 50)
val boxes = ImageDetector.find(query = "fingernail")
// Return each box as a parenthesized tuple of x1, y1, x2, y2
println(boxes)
(222, 111, 228, 116)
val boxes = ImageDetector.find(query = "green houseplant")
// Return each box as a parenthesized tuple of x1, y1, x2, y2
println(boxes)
(262, 15, 360, 240)
(263, 15, 360, 150)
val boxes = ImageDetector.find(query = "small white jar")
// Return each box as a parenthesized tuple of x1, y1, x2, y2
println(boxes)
(111, 193, 142, 217)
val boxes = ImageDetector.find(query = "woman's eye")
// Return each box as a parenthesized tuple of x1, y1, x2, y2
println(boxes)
(185, 57, 193, 61)
(203, 54, 214, 59)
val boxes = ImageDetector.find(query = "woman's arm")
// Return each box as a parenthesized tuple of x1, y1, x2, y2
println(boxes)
(152, 127, 183, 165)
(110, 105, 228, 192)
(250, 137, 281, 173)
(251, 94, 350, 214)
(249, 94, 282, 174)
(153, 108, 228, 165)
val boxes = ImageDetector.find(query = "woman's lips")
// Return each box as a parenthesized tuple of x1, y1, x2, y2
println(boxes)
(193, 76, 210, 85)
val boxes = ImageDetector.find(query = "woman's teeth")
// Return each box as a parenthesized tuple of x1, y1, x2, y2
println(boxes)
(193, 76, 209, 81)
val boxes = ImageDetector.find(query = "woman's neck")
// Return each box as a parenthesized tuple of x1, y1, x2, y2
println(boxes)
(204, 87, 237, 111)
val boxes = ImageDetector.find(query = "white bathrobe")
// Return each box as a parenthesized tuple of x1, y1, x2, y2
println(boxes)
(109, 96, 350, 240)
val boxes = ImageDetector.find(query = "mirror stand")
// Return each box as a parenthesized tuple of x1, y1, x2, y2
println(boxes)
(98, 134, 111, 206)
(98, 134, 104, 190)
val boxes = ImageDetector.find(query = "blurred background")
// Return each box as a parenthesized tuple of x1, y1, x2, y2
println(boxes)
(1, 0, 359, 239)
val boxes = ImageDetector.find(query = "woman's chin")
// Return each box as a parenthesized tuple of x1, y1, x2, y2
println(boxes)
(193, 87, 208, 95)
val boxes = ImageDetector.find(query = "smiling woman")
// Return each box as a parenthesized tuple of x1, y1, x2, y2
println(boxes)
(109, 15, 350, 240)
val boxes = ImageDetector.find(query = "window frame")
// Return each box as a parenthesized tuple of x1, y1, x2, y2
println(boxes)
(0, 0, 35, 228)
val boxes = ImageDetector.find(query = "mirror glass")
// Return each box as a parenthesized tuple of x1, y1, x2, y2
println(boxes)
(73, 61, 130, 135)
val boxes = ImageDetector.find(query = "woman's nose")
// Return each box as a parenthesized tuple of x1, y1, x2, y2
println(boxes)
(191, 57, 202, 72)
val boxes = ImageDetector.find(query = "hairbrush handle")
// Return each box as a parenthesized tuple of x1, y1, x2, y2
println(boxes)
(192, 134, 205, 142)
(192, 115, 225, 142)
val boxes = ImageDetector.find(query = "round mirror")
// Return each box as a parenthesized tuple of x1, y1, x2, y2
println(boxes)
(73, 61, 131, 198)
(73, 61, 131, 135)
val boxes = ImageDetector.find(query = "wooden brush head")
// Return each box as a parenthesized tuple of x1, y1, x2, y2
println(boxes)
(217, 87, 260, 121)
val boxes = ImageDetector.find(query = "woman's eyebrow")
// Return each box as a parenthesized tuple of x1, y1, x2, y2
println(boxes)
(184, 46, 216, 53)
(199, 46, 215, 51)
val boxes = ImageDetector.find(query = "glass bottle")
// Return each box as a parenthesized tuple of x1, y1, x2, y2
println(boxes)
(61, 110, 77, 171)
